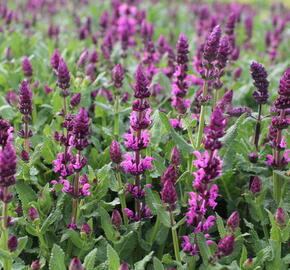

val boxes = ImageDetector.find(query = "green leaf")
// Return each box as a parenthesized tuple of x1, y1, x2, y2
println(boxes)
(0, 105, 16, 121)
(216, 213, 227, 238)
(107, 244, 120, 270)
(13, 236, 28, 258)
(60, 230, 83, 249)
(159, 112, 194, 153)
(49, 244, 65, 270)
(83, 248, 98, 270)
(41, 137, 55, 164)
(99, 207, 116, 242)
(196, 233, 211, 266)
(153, 257, 164, 270)
(0, 248, 10, 259)
(239, 245, 247, 268)
(134, 251, 154, 270)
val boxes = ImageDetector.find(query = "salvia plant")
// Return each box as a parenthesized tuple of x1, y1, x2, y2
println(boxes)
(0, 0, 289, 270)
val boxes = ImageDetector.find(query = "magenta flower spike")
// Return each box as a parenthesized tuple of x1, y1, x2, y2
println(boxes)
(22, 56, 33, 77)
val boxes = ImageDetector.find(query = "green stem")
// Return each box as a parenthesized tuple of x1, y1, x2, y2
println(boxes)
(72, 171, 80, 223)
(1, 187, 12, 270)
(213, 89, 218, 109)
(196, 77, 208, 148)
(256, 200, 269, 240)
(187, 126, 196, 149)
(188, 256, 196, 270)
(149, 216, 161, 245)
(114, 95, 120, 139)
(170, 211, 181, 262)
(116, 170, 128, 225)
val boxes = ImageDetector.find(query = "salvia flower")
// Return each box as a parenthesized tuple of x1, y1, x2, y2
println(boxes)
(19, 80, 33, 115)
(227, 211, 240, 231)
(250, 61, 269, 104)
(28, 207, 39, 221)
(0, 119, 12, 148)
(119, 263, 129, 270)
(81, 222, 91, 234)
(250, 176, 262, 195)
(248, 153, 258, 163)
(110, 140, 122, 164)
(0, 142, 17, 187)
(113, 63, 124, 88)
(57, 58, 70, 91)
(275, 207, 285, 226)
(22, 57, 33, 77)
(70, 93, 81, 109)
(8, 235, 18, 252)
(5, 90, 18, 106)
(203, 25, 222, 63)
(217, 36, 231, 69)
(77, 50, 89, 68)
(134, 64, 150, 99)
(170, 146, 181, 167)
(217, 235, 235, 257)
(51, 50, 60, 70)
(69, 258, 85, 270)
(161, 180, 177, 210)
(31, 260, 40, 270)
(111, 209, 122, 230)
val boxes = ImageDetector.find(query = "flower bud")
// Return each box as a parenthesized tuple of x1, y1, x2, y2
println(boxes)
(119, 263, 129, 270)
(110, 140, 122, 164)
(69, 257, 85, 270)
(248, 153, 258, 163)
(250, 176, 262, 195)
(217, 235, 235, 257)
(31, 260, 40, 270)
(243, 258, 254, 270)
(22, 57, 33, 77)
(275, 208, 285, 226)
(70, 93, 81, 108)
(227, 211, 239, 231)
(81, 222, 91, 234)
(21, 150, 30, 162)
(170, 146, 180, 166)
(111, 209, 122, 230)
(28, 207, 39, 221)
(8, 235, 18, 252)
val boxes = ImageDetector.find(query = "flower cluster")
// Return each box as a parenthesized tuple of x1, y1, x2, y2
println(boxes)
(121, 64, 154, 221)
(266, 67, 290, 168)
(182, 108, 227, 255)
(170, 33, 190, 128)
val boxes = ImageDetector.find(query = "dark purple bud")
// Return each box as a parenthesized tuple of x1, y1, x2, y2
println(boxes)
(250, 61, 269, 104)
(70, 93, 81, 108)
(227, 107, 251, 117)
(271, 117, 289, 130)
(111, 209, 122, 230)
(7, 216, 14, 227)
(113, 63, 124, 88)
(20, 150, 30, 162)
(233, 67, 242, 79)
(217, 235, 235, 257)
(243, 258, 253, 270)
(250, 176, 262, 195)
(225, 13, 236, 35)
(231, 47, 240, 61)
(44, 85, 53, 94)
(161, 180, 177, 210)
(110, 140, 122, 164)
(28, 207, 39, 221)
(227, 211, 240, 231)
(119, 263, 129, 270)
(217, 90, 233, 112)
(5, 90, 18, 106)
(15, 204, 22, 215)
(99, 11, 109, 30)
(121, 92, 129, 103)
(57, 58, 70, 90)
(217, 36, 231, 69)
(176, 33, 189, 65)
(0, 142, 17, 187)
(90, 50, 98, 64)
(22, 57, 33, 77)
(248, 153, 258, 163)
(69, 257, 85, 270)
(170, 146, 181, 166)
(134, 64, 150, 99)
(278, 67, 290, 97)
(274, 95, 289, 110)
(77, 50, 89, 68)
(275, 208, 285, 225)
(19, 80, 33, 115)
(8, 235, 18, 252)
(51, 50, 60, 70)
(203, 25, 222, 63)
(81, 222, 91, 234)
(31, 260, 40, 270)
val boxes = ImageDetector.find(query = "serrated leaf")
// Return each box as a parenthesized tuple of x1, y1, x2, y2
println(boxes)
(216, 213, 227, 238)
(13, 236, 28, 258)
(107, 244, 120, 270)
(196, 233, 211, 265)
(49, 244, 65, 270)
(99, 207, 116, 242)
(239, 245, 247, 268)
(134, 251, 154, 270)
(83, 248, 98, 270)
(60, 230, 83, 249)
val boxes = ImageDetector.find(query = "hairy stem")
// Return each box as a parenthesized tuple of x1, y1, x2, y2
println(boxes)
(116, 169, 128, 224)
(254, 104, 262, 151)
(170, 211, 181, 262)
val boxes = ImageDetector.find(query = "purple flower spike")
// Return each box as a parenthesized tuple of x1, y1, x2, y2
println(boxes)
(250, 176, 262, 195)
(217, 235, 235, 257)
(110, 140, 122, 164)
(250, 61, 269, 104)
(134, 64, 150, 99)
(111, 209, 122, 230)
(203, 25, 222, 63)
(113, 63, 124, 88)
(51, 50, 60, 70)
(8, 235, 18, 252)
(227, 211, 240, 231)
(217, 36, 231, 69)
(279, 67, 290, 97)
(77, 50, 89, 68)
(22, 57, 33, 77)
(275, 208, 285, 226)
(161, 180, 177, 210)
(69, 258, 85, 270)
(225, 13, 236, 36)
(176, 33, 189, 65)
(81, 222, 91, 234)
(70, 93, 81, 108)
(0, 142, 17, 187)
(57, 58, 70, 90)
(19, 80, 33, 115)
